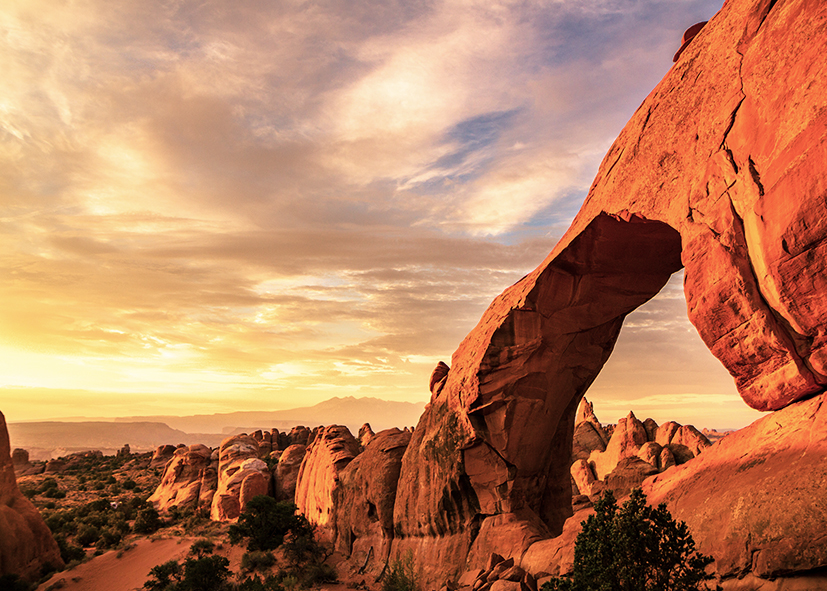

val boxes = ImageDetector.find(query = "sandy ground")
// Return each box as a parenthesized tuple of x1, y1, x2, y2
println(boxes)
(36, 537, 198, 591)
(35, 536, 358, 591)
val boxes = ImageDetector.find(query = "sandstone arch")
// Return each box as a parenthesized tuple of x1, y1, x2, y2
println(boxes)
(391, 0, 827, 585)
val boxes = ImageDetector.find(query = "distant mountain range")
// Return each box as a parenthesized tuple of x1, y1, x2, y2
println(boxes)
(7, 396, 425, 460)
(112, 396, 425, 434)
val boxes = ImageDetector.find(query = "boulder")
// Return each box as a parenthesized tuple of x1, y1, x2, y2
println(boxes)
(589, 412, 649, 480)
(389, 0, 827, 585)
(148, 444, 215, 513)
(0, 411, 63, 581)
(275, 444, 306, 502)
(574, 398, 607, 441)
(295, 425, 360, 527)
(430, 361, 451, 399)
(571, 421, 606, 462)
(210, 434, 270, 521)
(569, 460, 601, 498)
(636, 441, 662, 469)
(358, 423, 375, 448)
(642, 418, 658, 442)
(288, 426, 311, 446)
(643, 393, 827, 582)
(604, 457, 658, 499)
(670, 425, 711, 456)
(333, 428, 411, 569)
(150, 444, 177, 469)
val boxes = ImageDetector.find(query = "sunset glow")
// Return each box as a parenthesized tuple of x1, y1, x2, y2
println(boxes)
(0, 0, 762, 429)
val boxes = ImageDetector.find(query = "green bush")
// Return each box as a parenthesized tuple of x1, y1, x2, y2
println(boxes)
(76, 524, 101, 547)
(143, 555, 232, 591)
(189, 539, 216, 558)
(144, 559, 183, 591)
(382, 552, 418, 591)
(229, 497, 305, 552)
(54, 534, 85, 563)
(134, 506, 162, 534)
(541, 489, 720, 591)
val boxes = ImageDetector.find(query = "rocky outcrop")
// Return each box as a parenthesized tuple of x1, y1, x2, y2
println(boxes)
(333, 428, 411, 570)
(643, 393, 827, 586)
(0, 411, 63, 581)
(295, 425, 360, 527)
(275, 444, 307, 502)
(289, 426, 311, 447)
(148, 444, 216, 513)
(390, 0, 827, 586)
(588, 412, 649, 480)
(581, 408, 709, 493)
(358, 423, 375, 448)
(150, 444, 178, 469)
(210, 434, 270, 521)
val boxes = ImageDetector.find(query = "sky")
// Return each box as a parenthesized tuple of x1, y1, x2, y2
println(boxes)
(0, 0, 764, 430)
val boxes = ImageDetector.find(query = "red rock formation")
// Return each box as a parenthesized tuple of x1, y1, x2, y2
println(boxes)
(0, 411, 63, 581)
(288, 426, 311, 446)
(589, 411, 649, 479)
(148, 444, 215, 513)
(358, 423, 375, 448)
(332, 428, 411, 570)
(294, 425, 360, 527)
(275, 443, 306, 502)
(210, 434, 270, 521)
(643, 393, 827, 584)
(392, 0, 827, 585)
(150, 444, 177, 469)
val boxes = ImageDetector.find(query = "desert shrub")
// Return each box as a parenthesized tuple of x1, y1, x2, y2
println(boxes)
(241, 551, 276, 573)
(54, 534, 86, 564)
(181, 555, 232, 591)
(144, 559, 183, 591)
(541, 489, 720, 591)
(20, 487, 37, 499)
(382, 552, 418, 591)
(75, 524, 101, 547)
(95, 527, 122, 549)
(189, 539, 215, 558)
(229, 497, 305, 552)
(134, 506, 162, 534)
(143, 555, 232, 591)
(122, 478, 137, 490)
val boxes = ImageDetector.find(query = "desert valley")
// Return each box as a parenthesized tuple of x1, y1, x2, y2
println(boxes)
(3, 0, 827, 589)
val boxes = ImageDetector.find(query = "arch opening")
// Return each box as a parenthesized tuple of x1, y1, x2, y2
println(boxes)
(463, 212, 684, 534)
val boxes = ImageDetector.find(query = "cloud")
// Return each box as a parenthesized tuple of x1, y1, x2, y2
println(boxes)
(0, 0, 742, 426)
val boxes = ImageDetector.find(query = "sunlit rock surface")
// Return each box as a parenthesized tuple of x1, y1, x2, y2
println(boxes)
(294, 425, 360, 527)
(390, 0, 827, 586)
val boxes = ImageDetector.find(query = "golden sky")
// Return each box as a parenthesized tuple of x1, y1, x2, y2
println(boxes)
(0, 0, 762, 429)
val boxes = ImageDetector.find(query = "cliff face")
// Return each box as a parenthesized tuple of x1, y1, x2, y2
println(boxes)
(0, 411, 63, 581)
(390, 0, 827, 586)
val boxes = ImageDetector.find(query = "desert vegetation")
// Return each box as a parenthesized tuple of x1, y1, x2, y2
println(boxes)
(142, 495, 335, 591)
(542, 489, 719, 591)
